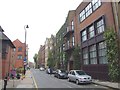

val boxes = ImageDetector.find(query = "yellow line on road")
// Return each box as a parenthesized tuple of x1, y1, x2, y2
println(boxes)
(31, 71, 38, 90)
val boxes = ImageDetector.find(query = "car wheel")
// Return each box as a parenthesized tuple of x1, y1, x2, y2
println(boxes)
(58, 75, 60, 79)
(68, 78, 71, 82)
(76, 80, 79, 85)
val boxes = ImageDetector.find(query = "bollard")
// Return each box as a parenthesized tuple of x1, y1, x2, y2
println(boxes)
(4, 76, 7, 90)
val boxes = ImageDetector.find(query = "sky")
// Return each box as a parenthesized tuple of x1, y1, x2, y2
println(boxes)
(0, 0, 82, 63)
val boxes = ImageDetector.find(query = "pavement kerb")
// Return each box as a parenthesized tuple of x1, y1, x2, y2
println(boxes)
(92, 81, 120, 90)
(30, 71, 38, 90)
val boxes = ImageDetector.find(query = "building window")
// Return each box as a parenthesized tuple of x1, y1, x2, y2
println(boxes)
(71, 20, 74, 31)
(98, 42, 107, 64)
(85, 3, 92, 17)
(18, 47, 22, 52)
(17, 55, 23, 60)
(88, 25, 95, 38)
(96, 18, 104, 34)
(92, 0, 101, 11)
(72, 35, 75, 46)
(83, 47, 89, 65)
(79, 10, 85, 22)
(67, 40, 70, 48)
(81, 30, 87, 42)
(89, 44, 97, 64)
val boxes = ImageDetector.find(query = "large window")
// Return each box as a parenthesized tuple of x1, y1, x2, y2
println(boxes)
(89, 45, 97, 64)
(96, 18, 104, 34)
(18, 47, 22, 52)
(71, 20, 74, 31)
(81, 30, 87, 42)
(83, 47, 89, 65)
(98, 42, 107, 64)
(88, 25, 95, 38)
(85, 3, 92, 17)
(72, 35, 75, 46)
(92, 0, 101, 11)
(17, 55, 23, 60)
(79, 0, 101, 22)
(79, 10, 85, 22)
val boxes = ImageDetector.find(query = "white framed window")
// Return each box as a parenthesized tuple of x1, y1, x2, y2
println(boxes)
(88, 25, 94, 38)
(79, 10, 85, 22)
(98, 42, 107, 64)
(89, 44, 97, 64)
(83, 47, 89, 65)
(81, 30, 87, 42)
(92, 0, 101, 11)
(96, 18, 104, 34)
(71, 20, 74, 31)
(85, 3, 92, 17)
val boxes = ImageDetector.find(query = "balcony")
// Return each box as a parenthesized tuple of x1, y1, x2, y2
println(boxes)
(64, 42, 74, 52)
(63, 25, 74, 37)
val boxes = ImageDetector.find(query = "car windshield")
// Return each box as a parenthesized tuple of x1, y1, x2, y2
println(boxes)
(60, 70, 66, 73)
(76, 71, 86, 75)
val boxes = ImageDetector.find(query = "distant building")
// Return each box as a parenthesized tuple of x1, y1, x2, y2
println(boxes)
(44, 35, 55, 68)
(13, 39, 26, 69)
(38, 45, 45, 67)
(0, 26, 15, 79)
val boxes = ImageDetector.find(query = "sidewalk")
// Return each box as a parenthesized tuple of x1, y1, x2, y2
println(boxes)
(16, 70, 35, 88)
(1, 70, 35, 89)
(92, 79, 120, 90)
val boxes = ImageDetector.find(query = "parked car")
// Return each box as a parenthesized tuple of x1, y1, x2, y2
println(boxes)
(54, 69, 68, 79)
(67, 70, 92, 84)
(39, 67, 45, 71)
(46, 68, 52, 74)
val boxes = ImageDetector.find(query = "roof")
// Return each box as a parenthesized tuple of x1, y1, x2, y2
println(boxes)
(0, 26, 15, 48)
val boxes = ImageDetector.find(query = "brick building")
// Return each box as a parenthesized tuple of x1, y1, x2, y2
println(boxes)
(38, 45, 45, 68)
(13, 39, 25, 69)
(0, 26, 15, 79)
(75, 1, 116, 80)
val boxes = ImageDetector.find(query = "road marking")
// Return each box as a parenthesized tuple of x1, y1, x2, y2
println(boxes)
(31, 71, 38, 90)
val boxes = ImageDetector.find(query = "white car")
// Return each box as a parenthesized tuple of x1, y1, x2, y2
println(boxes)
(39, 67, 45, 71)
(68, 70, 92, 84)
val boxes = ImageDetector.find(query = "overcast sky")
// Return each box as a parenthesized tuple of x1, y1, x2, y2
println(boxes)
(0, 0, 82, 63)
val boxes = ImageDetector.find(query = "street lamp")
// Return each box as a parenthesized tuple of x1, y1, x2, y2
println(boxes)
(24, 25, 29, 75)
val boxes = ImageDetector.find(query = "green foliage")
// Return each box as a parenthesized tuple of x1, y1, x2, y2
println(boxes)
(64, 52, 69, 70)
(73, 45, 81, 70)
(104, 27, 120, 82)
(47, 51, 55, 68)
(33, 53, 38, 63)
(33, 53, 38, 68)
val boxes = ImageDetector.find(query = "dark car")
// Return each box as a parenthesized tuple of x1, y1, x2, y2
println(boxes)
(54, 69, 68, 79)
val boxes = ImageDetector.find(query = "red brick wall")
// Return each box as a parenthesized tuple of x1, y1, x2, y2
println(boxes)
(13, 39, 25, 69)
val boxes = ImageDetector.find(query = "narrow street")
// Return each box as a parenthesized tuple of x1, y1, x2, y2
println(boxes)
(31, 69, 110, 89)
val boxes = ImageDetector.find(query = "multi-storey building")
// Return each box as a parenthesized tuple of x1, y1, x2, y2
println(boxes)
(13, 39, 26, 69)
(44, 38, 50, 68)
(0, 26, 15, 79)
(63, 10, 76, 71)
(38, 45, 45, 67)
(44, 35, 55, 68)
(56, 24, 66, 69)
(75, 1, 116, 80)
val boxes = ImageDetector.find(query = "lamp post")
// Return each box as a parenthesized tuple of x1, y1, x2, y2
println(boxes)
(24, 25, 29, 75)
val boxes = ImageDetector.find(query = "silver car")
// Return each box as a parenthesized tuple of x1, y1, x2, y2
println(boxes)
(67, 70, 92, 84)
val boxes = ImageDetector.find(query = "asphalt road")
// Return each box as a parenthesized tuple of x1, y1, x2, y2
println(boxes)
(31, 69, 110, 89)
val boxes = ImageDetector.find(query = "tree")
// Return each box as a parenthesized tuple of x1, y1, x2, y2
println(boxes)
(73, 45, 81, 70)
(33, 53, 38, 68)
(104, 27, 120, 82)
(47, 51, 55, 68)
